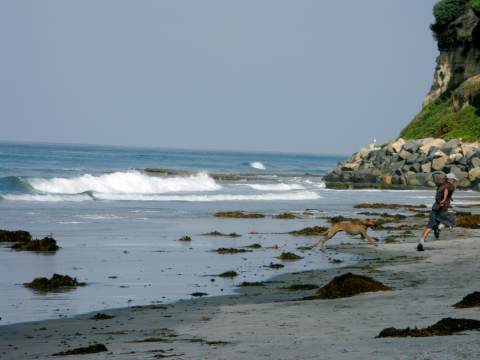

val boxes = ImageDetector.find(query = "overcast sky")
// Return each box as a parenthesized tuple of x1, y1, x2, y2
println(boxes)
(1, 0, 438, 155)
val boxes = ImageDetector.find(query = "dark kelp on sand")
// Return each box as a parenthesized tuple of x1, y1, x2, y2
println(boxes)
(377, 318, 480, 338)
(53, 344, 108, 356)
(304, 273, 391, 300)
(288, 226, 328, 236)
(454, 292, 480, 308)
(218, 271, 238, 278)
(24, 274, 86, 292)
(353, 203, 427, 210)
(456, 213, 480, 228)
(273, 212, 298, 219)
(90, 313, 115, 320)
(214, 248, 252, 254)
(277, 252, 303, 261)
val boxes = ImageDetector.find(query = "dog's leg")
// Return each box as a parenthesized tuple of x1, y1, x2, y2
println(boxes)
(316, 227, 340, 252)
(360, 229, 377, 246)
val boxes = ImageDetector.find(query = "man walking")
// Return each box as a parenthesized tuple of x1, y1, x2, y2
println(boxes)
(417, 173, 457, 251)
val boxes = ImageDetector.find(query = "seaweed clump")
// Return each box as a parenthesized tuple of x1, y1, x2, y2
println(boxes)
(24, 274, 85, 292)
(273, 213, 298, 219)
(218, 271, 238, 278)
(0, 229, 32, 243)
(177, 235, 192, 242)
(265, 262, 284, 269)
(353, 203, 427, 210)
(12, 237, 59, 251)
(277, 252, 303, 261)
(454, 292, 480, 308)
(456, 214, 480, 228)
(202, 231, 241, 237)
(288, 226, 328, 236)
(214, 248, 251, 254)
(214, 211, 265, 219)
(304, 273, 391, 300)
(90, 313, 115, 320)
(377, 318, 480, 338)
(239, 281, 265, 287)
(53, 344, 108, 356)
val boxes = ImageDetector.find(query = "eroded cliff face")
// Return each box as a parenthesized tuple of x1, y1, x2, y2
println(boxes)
(424, 6, 480, 107)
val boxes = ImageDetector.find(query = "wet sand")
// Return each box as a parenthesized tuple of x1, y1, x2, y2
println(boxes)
(1, 226, 480, 359)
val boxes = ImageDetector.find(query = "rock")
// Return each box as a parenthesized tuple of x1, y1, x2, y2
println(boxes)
(442, 139, 461, 155)
(277, 252, 303, 261)
(398, 150, 412, 160)
(213, 211, 264, 218)
(471, 157, 480, 168)
(406, 173, 419, 186)
(432, 156, 448, 171)
(432, 171, 446, 185)
(454, 292, 480, 308)
(420, 138, 445, 154)
(389, 138, 405, 153)
(402, 140, 420, 153)
(341, 162, 359, 171)
(25, 274, 85, 292)
(405, 153, 420, 164)
(469, 167, 480, 181)
(0, 229, 32, 243)
(448, 166, 468, 180)
(177, 235, 192, 242)
(288, 226, 328, 236)
(12, 237, 59, 251)
(358, 147, 371, 159)
(421, 162, 432, 173)
(416, 173, 433, 186)
(461, 142, 479, 156)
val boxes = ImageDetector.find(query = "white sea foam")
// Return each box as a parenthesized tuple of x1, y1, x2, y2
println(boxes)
(92, 190, 321, 202)
(26, 171, 221, 194)
(1, 194, 93, 202)
(249, 161, 266, 170)
(246, 183, 305, 191)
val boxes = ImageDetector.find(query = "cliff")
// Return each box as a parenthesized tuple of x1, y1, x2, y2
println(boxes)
(325, 1, 480, 190)
(401, 0, 480, 141)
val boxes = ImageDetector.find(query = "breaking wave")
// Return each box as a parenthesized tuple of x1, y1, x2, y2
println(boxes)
(249, 161, 266, 170)
(1, 191, 320, 202)
(25, 171, 221, 194)
(246, 183, 305, 191)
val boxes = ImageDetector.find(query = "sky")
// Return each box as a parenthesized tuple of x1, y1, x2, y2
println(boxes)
(0, 0, 438, 155)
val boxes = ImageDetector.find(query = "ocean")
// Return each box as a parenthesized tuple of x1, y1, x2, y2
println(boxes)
(0, 142, 461, 325)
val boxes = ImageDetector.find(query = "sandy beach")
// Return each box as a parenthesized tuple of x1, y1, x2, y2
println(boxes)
(2, 225, 480, 359)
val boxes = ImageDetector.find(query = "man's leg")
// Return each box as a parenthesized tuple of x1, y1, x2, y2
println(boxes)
(417, 227, 432, 251)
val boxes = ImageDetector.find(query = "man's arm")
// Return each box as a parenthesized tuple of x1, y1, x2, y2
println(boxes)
(440, 187, 449, 206)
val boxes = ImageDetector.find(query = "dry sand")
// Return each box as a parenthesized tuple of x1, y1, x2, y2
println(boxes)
(1, 229, 480, 359)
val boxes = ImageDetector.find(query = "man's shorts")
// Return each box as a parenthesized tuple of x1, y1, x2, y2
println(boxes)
(427, 209, 456, 229)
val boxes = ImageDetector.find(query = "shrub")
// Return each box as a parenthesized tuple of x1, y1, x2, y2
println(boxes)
(433, 0, 465, 26)
(471, 0, 480, 14)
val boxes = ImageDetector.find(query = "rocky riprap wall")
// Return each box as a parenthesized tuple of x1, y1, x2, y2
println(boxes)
(325, 138, 480, 190)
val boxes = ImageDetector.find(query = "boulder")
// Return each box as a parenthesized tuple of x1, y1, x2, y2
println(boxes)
(471, 157, 480, 168)
(448, 166, 468, 180)
(341, 162, 359, 171)
(403, 140, 420, 153)
(432, 156, 448, 171)
(358, 147, 371, 159)
(421, 162, 432, 173)
(420, 138, 445, 154)
(410, 163, 421, 173)
(461, 142, 479, 156)
(469, 167, 480, 181)
(442, 139, 461, 155)
(406, 173, 419, 186)
(416, 173, 433, 186)
(432, 171, 446, 185)
(398, 150, 412, 160)
(390, 138, 405, 153)
(405, 153, 420, 164)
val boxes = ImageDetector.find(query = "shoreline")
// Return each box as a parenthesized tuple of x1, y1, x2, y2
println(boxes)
(2, 227, 480, 359)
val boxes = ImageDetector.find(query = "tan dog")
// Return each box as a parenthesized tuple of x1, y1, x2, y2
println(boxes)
(314, 219, 378, 251)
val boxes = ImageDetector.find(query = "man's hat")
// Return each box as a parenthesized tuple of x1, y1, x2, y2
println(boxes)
(446, 173, 458, 181)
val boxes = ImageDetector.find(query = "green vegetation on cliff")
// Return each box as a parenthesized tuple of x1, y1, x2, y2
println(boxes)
(400, 97, 480, 141)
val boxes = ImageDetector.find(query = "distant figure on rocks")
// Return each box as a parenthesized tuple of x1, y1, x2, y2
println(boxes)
(417, 173, 457, 251)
